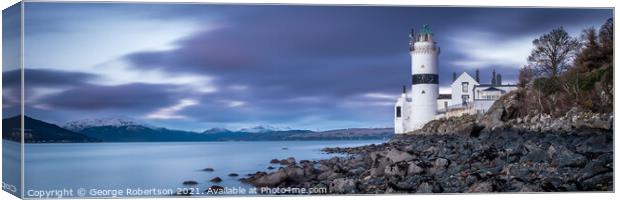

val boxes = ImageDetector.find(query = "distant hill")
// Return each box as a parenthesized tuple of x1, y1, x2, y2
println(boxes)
(3, 116, 393, 143)
(284, 128, 394, 140)
(2, 116, 100, 143)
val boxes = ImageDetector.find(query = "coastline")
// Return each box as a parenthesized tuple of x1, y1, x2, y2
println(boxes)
(241, 93, 614, 194)
(242, 127, 612, 194)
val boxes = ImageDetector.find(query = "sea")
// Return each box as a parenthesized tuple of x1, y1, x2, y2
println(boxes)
(2, 139, 384, 197)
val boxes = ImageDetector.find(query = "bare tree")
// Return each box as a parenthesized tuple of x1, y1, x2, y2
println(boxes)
(527, 27, 580, 78)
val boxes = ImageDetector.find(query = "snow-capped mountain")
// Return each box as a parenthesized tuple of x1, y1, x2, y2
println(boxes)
(201, 128, 233, 134)
(63, 117, 154, 132)
(237, 125, 292, 133)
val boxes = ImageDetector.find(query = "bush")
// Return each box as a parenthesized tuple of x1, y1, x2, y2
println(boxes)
(533, 77, 560, 95)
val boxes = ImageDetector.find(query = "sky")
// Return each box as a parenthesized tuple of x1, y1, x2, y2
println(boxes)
(2, 3, 613, 131)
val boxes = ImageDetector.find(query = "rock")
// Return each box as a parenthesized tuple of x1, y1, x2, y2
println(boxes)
(477, 91, 520, 131)
(416, 182, 433, 193)
(267, 166, 275, 170)
(202, 168, 214, 172)
(414, 114, 477, 136)
(210, 177, 222, 183)
(182, 180, 198, 185)
(580, 172, 613, 191)
(434, 158, 449, 168)
(228, 173, 239, 177)
(349, 167, 365, 175)
(280, 157, 296, 165)
(242, 119, 612, 193)
(520, 144, 547, 163)
(329, 178, 357, 194)
(384, 164, 406, 177)
(555, 149, 587, 167)
(270, 159, 280, 164)
(576, 134, 611, 154)
(283, 165, 305, 182)
(385, 148, 415, 163)
(407, 162, 424, 175)
(318, 170, 342, 180)
(580, 160, 611, 180)
(467, 181, 493, 192)
(249, 170, 287, 187)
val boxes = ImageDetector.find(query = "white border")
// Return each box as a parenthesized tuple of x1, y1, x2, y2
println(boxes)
(0, 0, 618, 200)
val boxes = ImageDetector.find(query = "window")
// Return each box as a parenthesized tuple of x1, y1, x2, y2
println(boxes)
(421, 90, 426, 94)
(444, 101, 448, 110)
(462, 95, 470, 106)
(421, 65, 425, 68)
(396, 106, 402, 118)
(462, 82, 469, 93)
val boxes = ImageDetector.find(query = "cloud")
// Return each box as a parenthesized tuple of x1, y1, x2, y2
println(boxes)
(3, 68, 98, 88)
(39, 83, 182, 111)
(145, 98, 199, 119)
(18, 4, 612, 130)
(363, 93, 398, 100)
(447, 30, 534, 69)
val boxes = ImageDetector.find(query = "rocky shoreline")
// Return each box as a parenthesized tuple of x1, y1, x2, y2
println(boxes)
(242, 127, 612, 193)
(241, 95, 614, 194)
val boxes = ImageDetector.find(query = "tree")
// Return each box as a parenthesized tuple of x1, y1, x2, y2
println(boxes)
(574, 27, 601, 72)
(518, 65, 534, 88)
(598, 18, 613, 63)
(527, 27, 580, 78)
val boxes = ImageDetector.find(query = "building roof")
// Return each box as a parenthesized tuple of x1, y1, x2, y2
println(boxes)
(437, 94, 452, 99)
(482, 87, 504, 92)
(475, 84, 518, 87)
(451, 72, 479, 86)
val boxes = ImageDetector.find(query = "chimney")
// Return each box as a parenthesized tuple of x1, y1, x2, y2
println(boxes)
(491, 69, 497, 85)
(402, 85, 406, 94)
(497, 74, 502, 85)
(475, 69, 480, 82)
(452, 72, 457, 82)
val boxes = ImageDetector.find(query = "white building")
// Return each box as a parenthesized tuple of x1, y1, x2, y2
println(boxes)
(394, 25, 517, 134)
(394, 25, 439, 133)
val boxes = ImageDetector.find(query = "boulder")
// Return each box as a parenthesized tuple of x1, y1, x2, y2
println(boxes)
(384, 164, 406, 177)
(580, 160, 611, 180)
(580, 172, 613, 191)
(202, 168, 214, 172)
(228, 173, 239, 177)
(317, 170, 342, 180)
(210, 177, 222, 183)
(413, 114, 477, 136)
(477, 91, 520, 131)
(283, 165, 305, 182)
(466, 181, 493, 193)
(520, 144, 547, 163)
(249, 170, 287, 187)
(182, 180, 198, 185)
(407, 162, 424, 175)
(385, 148, 415, 163)
(552, 147, 587, 167)
(280, 157, 296, 165)
(329, 178, 357, 194)
(576, 134, 612, 154)
(416, 182, 433, 193)
(270, 159, 280, 164)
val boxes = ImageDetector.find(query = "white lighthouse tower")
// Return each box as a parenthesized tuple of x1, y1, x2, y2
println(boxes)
(394, 24, 440, 134)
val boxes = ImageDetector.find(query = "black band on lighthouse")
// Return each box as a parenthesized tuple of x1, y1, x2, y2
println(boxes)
(412, 74, 438, 85)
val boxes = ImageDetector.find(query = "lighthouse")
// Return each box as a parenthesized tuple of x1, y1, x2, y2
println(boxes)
(394, 24, 440, 134)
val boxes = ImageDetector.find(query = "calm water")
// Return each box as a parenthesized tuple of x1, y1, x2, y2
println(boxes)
(8, 140, 384, 197)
